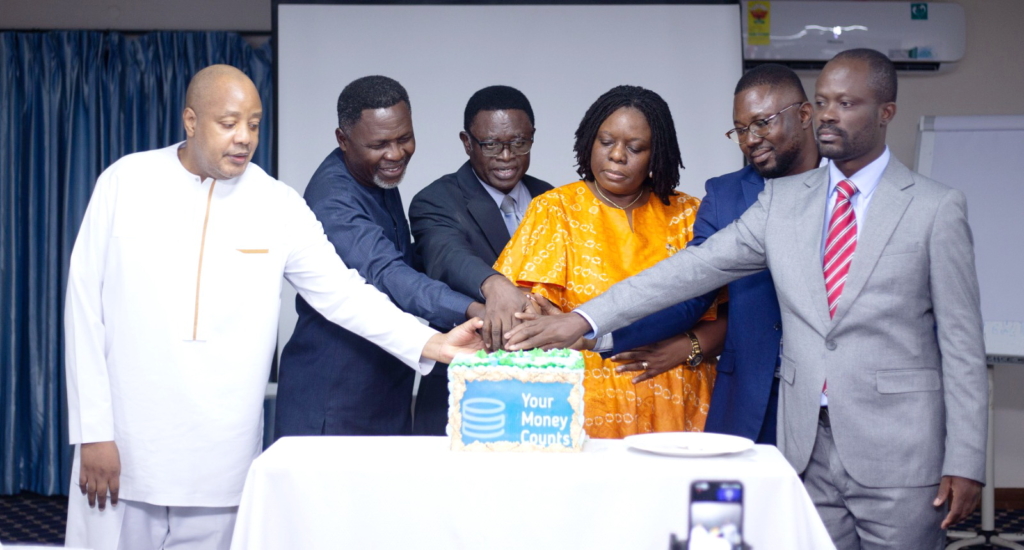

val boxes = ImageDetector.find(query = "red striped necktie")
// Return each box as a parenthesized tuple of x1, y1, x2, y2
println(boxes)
(824, 179, 858, 319)
(822, 179, 858, 398)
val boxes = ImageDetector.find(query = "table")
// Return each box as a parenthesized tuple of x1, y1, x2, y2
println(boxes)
(230, 436, 834, 550)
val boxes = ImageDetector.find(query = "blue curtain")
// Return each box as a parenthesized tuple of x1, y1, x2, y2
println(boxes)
(0, 30, 273, 496)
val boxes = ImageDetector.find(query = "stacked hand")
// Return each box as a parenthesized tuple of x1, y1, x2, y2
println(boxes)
(469, 286, 596, 352)
(506, 304, 591, 351)
(478, 275, 533, 351)
(511, 294, 597, 351)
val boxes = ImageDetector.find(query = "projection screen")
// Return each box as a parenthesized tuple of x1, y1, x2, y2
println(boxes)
(276, 2, 744, 354)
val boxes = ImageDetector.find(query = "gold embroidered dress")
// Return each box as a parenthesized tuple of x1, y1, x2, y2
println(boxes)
(495, 181, 717, 438)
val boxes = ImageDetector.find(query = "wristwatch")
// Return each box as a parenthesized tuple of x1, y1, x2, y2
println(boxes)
(684, 332, 704, 368)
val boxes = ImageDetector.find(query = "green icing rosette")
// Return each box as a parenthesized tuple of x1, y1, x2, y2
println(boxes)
(452, 348, 583, 370)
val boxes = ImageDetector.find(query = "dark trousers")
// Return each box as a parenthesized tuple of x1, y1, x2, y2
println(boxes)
(755, 376, 781, 444)
(412, 370, 449, 435)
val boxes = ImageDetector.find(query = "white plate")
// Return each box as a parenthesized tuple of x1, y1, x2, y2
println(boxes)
(624, 432, 755, 457)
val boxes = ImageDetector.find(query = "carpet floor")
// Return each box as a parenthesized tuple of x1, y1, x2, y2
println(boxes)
(2, 492, 1024, 547)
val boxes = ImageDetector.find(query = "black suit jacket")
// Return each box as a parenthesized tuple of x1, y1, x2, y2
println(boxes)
(409, 161, 553, 301)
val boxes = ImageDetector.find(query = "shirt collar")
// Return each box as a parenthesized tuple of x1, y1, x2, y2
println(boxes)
(474, 170, 528, 210)
(174, 141, 243, 185)
(827, 146, 890, 198)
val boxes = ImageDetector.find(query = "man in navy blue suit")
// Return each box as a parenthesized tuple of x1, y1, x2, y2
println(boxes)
(608, 64, 820, 443)
(275, 76, 486, 437)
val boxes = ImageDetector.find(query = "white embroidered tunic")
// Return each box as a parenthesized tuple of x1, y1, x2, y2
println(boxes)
(64, 143, 437, 506)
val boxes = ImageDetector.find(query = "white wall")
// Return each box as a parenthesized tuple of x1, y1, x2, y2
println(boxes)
(276, 4, 744, 207)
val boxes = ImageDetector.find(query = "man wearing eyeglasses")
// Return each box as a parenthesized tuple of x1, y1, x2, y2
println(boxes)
(409, 85, 552, 434)
(604, 64, 819, 446)
(275, 76, 486, 438)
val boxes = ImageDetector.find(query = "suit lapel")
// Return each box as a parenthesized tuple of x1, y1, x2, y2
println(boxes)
(793, 169, 834, 331)
(740, 166, 764, 208)
(830, 158, 914, 325)
(523, 177, 551, 199)
(456, 163, 511, 256)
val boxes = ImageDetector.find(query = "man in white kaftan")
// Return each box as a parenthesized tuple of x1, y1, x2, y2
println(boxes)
(63, 65, 482, 550)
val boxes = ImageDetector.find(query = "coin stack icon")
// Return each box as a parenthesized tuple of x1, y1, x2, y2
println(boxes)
(461, 397, 506, 440)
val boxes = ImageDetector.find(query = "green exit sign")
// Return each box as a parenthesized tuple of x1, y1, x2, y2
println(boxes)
(911, 3, 929, 20)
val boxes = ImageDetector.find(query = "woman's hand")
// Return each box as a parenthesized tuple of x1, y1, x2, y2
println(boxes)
(612, 333, 693, 384)
(521, 293, 562, 317)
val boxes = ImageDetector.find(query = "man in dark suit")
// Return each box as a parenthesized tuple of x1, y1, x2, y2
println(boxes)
(409, 85, 552, 434)
(275, 76, 485, 437)
(607, 64, 820, 444)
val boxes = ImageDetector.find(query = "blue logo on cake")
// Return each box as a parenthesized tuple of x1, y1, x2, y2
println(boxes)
(461, 398, 506, 439)
(461, 380, 575, 446)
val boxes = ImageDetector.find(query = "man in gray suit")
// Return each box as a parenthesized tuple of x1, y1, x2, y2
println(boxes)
(506, 49, 986, 549)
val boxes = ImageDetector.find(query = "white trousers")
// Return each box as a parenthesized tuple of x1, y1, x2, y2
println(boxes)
(66, 452, 237, 550)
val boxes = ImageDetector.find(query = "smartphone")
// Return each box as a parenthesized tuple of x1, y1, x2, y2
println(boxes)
(688, 480, 743, 550)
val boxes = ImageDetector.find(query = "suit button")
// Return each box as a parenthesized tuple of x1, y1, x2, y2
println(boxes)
(826, 341, 837, 350)
(774, 322, 782, 331)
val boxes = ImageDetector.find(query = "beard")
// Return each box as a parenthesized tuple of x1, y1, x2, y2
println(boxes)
(373, 173, 403, 189)
(750, 142, 801, 179)
(816, 123, 872, 162)
(372, 160, 407, 189)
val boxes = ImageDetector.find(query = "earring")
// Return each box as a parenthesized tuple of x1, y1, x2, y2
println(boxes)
(648, 171, 654, 179)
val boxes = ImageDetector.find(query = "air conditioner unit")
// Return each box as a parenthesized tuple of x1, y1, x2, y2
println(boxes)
(741, 1, 966, 71)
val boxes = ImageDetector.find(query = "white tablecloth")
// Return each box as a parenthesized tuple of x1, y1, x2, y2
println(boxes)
(230, 436, 835, 550)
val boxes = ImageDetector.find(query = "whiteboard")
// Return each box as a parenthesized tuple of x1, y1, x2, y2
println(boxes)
(915, 115, 1024, 360)
(275, 3, 745, 352)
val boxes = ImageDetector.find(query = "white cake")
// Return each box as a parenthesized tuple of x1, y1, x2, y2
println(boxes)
(448, 349, 586, 452)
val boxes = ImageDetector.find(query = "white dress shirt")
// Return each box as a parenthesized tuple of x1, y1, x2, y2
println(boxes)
(65, 143, 437, 507)
(820, 147, 889, 256)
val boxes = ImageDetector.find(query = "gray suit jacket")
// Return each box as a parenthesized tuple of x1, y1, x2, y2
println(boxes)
(581, 157, 987, 488)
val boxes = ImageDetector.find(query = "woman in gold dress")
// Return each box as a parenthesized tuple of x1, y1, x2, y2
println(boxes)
(496, 85, 725, 438)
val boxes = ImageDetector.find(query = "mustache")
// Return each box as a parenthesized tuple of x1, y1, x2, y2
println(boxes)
(377, 158, 408, 171)
(817, 124, 847, 139)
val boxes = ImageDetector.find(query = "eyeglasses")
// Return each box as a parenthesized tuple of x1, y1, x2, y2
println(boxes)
(468, 134, 533, 157)
(725, 102, 804, 143)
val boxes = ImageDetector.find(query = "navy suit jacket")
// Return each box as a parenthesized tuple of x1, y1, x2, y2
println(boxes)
(610, 165, 783, 441)
(275, 149, 474, 437)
